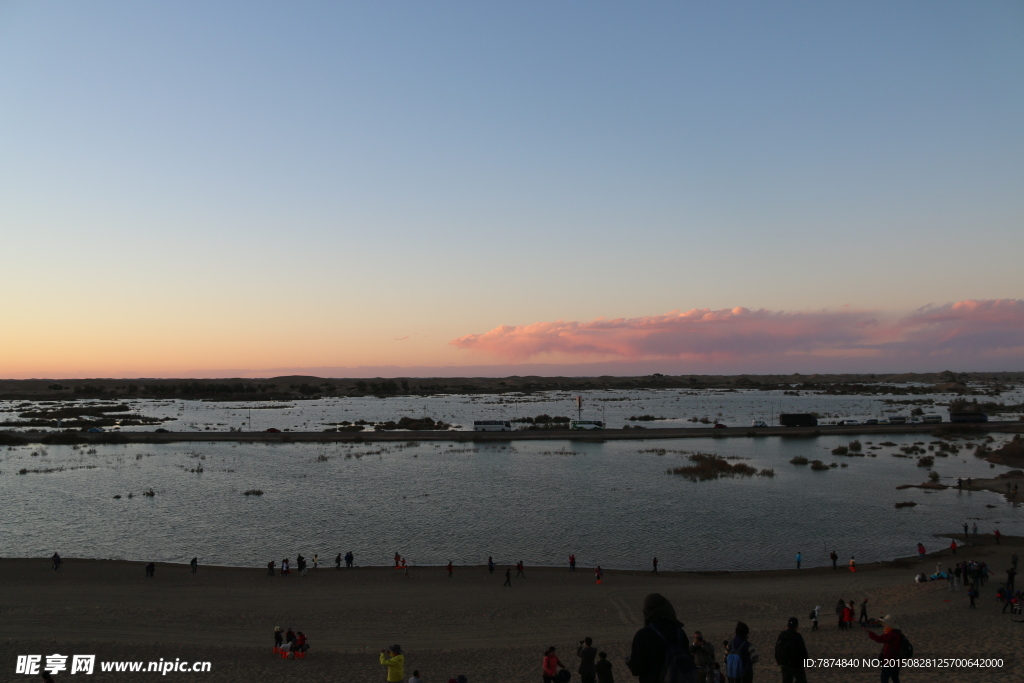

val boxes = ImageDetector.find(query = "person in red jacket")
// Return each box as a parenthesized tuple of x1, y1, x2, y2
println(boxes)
(868, 615, 903, 683)
(543, 646, 566, 683)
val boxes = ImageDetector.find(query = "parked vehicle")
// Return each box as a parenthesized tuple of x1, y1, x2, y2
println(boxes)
(570, 420, 604, 430)
(837, 419, 860, 426)
(863, 419, 879, 425)
(921, 414, 943, 424)
(265, 428, 281, 433)
(473, 420, 512, 432)
(779, 413, 818, 427)
(888, 416, 907, 424)
(713, 423, 727, 429)
(751, 419, 768, 428)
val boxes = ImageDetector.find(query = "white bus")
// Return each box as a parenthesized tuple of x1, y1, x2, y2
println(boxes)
(473, 420, 512, 432)
(570, 420, 604, 430)
(921, 414, 943, 424)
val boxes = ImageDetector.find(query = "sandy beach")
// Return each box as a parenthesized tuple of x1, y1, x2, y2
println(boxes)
(3, 537, 1020, 682)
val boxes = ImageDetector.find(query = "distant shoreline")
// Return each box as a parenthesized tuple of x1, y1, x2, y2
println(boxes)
(4, 422, 1023, 445)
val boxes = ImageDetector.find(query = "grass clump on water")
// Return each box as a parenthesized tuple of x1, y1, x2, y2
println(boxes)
(243, 489, 264, 496)
(668, 453, 772, 481)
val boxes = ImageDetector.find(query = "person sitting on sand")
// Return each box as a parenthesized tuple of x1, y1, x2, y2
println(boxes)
(380, 644, 405, 683)
(543, 646, 566, 683)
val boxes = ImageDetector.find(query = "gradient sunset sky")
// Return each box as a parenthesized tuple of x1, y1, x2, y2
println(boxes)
(2, 1, 1022, 378)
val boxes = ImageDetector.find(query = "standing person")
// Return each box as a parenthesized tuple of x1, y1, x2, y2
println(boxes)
(829, 550, 838, 570)
(963, 522, 969, 539)
(190, 557, 198, 574)
(570, 554, 576, 572)
(810, 606, 819, 631)
(517, 560, 525, 578)
(652, 557, 658, 574)
(795, 552, 801, 570)
(577, 636, 598, 683)
(843, 601, 855, 630)
(950, 540, 957, 555)
(835, 598, 846, 630)
(145, 562, 155, 577)
(296, 554, 306, 575)
(51, 552, 62, 571)
(995, 528, 1001, 545)
(282, 558, 290, 576)
(849, 556, 856, 572)
(626, 593, 691, 683)
(274, 626, 283, 652)
(346, 551, 354, 568)
(867, 615, 905, 683)
(488, 556, 495, 574)
(595, 565, 604, 584)
(394, 552, 401, 568)
(543, 646, 566, 683)
(595, 651, 614, 683)
(267, 560, 275, 576)
(1006, 567, 1016, 592)
(379, 645, 405, 683)
(725, 621, 757, 683)
(859, 598, 869, 626)
(503, 567, 512, 587)
(968, 582, 979, 608)
(774, 617, 808, 683)
(447, 561, 453, 578)
(312, 553, 318, 570)
(917, 543, 926, 560)
(972, 522, 978, 538)
(690, 631, 715, 683)
(335, 553, 342, 569)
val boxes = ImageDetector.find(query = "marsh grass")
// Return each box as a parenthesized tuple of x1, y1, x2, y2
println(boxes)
(243, 489, 264, 496)
(894, 501, 917, 508)
(790, 456, 809, 465)
(810, 460, 829, 471)
(668, 453, 770, 481)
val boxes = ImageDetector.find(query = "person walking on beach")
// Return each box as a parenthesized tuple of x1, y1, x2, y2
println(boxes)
(346, 551, 354, 568)
(517, 560, 525, 578)
(968, 582, 979, 608)
(596, 651, 614, 683)
(867, 615, 905, 683)
(51, 552, 62, 571)
(917, 543, 925, 560)
(595, 565, 604, 584)
(570, 554, 576, 572)
(774, 617, 808, 683)
(543, 646, 566, 683)
(950, 539, 957, 555)
(859, 598, 869, 626)
(795, 552, 801, 570)
(995, 528, 1001, 545)
(810, 606, 819, 631)
(1006, 567, 1016, 592)
(335, 553, 341, 569)
(282, 558, 290, 576)
(488, 556, 495, 574)
(652, 557, 658, 574)
(145, 562, 155, 577)
(379, 645, 405, 683)
(577, 636, 598, 683)
(504, 567, 512, 587)
(626, 593, 691, 683)
(829, 550, 837, 570)
(394, 552, 401, 568)
(267, 560, 275, 576)
(849, 556, 856, 572)
(190, 557, 198, 574)
(447, 561, 454, 578)
(725, 621, 757, 683)
(312, 553, 318, 570)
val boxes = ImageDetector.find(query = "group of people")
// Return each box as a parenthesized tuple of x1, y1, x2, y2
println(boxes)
(542, 637, 614, 683)
(273, 626, 309, 658)
(832, 598, 869, 629)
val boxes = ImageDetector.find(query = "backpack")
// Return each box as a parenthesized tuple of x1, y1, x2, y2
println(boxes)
(896, 631, 913, 659)
(774, 631, 802, 668)
(725, 640, 748, 679)
(648, 624, 698, 683)
(556, 670, 572, 683)
(808, 610, 816, 620)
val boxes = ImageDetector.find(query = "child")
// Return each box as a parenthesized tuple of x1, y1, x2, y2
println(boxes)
(409, 670, 422, 683)
(596, 651, 614, 683)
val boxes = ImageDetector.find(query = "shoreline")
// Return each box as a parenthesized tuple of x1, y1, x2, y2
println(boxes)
(5, 421, 1024, 445)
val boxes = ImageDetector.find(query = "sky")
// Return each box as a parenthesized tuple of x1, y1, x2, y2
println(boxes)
(1, 1, 1022, 378)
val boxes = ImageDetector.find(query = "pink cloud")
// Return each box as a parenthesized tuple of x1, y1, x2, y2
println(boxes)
(450, 300, 1024, 363)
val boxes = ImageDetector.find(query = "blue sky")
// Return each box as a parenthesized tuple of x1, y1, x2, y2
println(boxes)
(1, 1, 1022, 376)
